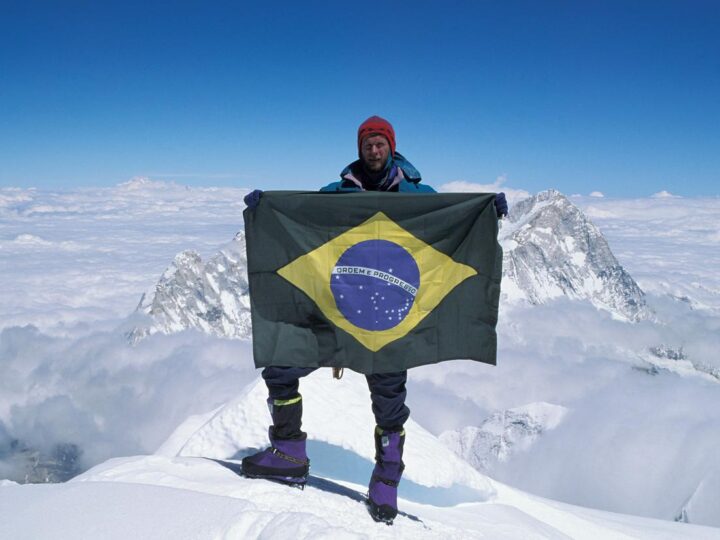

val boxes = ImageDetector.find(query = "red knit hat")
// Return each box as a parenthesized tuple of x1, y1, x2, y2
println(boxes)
(357, 116, 396, 156)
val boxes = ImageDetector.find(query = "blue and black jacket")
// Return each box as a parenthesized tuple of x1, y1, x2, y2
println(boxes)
(320, 152, 436, 193)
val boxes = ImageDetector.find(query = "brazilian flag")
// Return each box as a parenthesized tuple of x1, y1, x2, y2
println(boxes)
(243, 191, 502, 374)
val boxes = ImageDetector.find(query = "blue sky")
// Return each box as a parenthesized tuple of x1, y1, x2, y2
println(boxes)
(1, 0, 718, 197)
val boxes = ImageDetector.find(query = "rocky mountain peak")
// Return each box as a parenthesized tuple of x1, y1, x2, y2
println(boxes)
(500, 190, 651, 321)
(128, 232, 251, 343)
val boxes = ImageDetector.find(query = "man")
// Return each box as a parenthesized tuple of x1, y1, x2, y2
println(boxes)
(241, 116, 507, 524)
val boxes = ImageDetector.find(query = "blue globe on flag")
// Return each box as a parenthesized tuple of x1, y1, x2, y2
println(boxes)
(330, 240, 420, 331)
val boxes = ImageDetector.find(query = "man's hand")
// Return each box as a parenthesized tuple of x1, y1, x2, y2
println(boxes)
(244, 189, 263, 210)
(494, 192, 508, 218)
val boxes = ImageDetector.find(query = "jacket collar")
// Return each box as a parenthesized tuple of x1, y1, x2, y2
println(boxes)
(341, 167, 406, 191)
(339, 152, 422, 191)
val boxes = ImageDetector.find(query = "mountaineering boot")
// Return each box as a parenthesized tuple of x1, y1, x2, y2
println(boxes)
(241, 395, 310, 486)
(367, 427, 405, 524)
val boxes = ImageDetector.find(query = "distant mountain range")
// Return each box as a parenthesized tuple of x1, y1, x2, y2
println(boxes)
(129, 189, 649, 341)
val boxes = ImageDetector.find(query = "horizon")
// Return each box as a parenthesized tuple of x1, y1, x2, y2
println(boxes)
(1, 1, 719, 197)
(2, 175, 716, 202)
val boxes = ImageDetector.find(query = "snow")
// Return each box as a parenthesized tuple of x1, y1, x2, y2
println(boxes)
(164, 371, 493, 493)
(2, 419, 717, 539)
(679, 466, 720, 526)
(2, 180, 720, 537)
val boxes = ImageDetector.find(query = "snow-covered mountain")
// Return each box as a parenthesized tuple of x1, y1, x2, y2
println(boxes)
(131, 190, 649, 340)
(129, 232, 251, 343)
(439, 402, 568, 474)
(500, 190, 650, 321)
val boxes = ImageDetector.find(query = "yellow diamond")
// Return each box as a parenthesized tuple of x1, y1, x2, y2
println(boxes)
(277, 212, 477, 352)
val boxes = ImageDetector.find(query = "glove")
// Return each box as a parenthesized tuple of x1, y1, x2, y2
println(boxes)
(494, 192, 508, 218)
(244, 189, 263, 210)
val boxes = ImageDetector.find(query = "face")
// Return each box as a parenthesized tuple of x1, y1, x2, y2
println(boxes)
(360, 135, 391, 172)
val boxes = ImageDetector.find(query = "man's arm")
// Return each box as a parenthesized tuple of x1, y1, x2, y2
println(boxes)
(495, 192, 508, 218)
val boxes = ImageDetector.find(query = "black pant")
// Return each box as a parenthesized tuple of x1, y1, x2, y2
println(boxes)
(262, 366, 410, 431)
